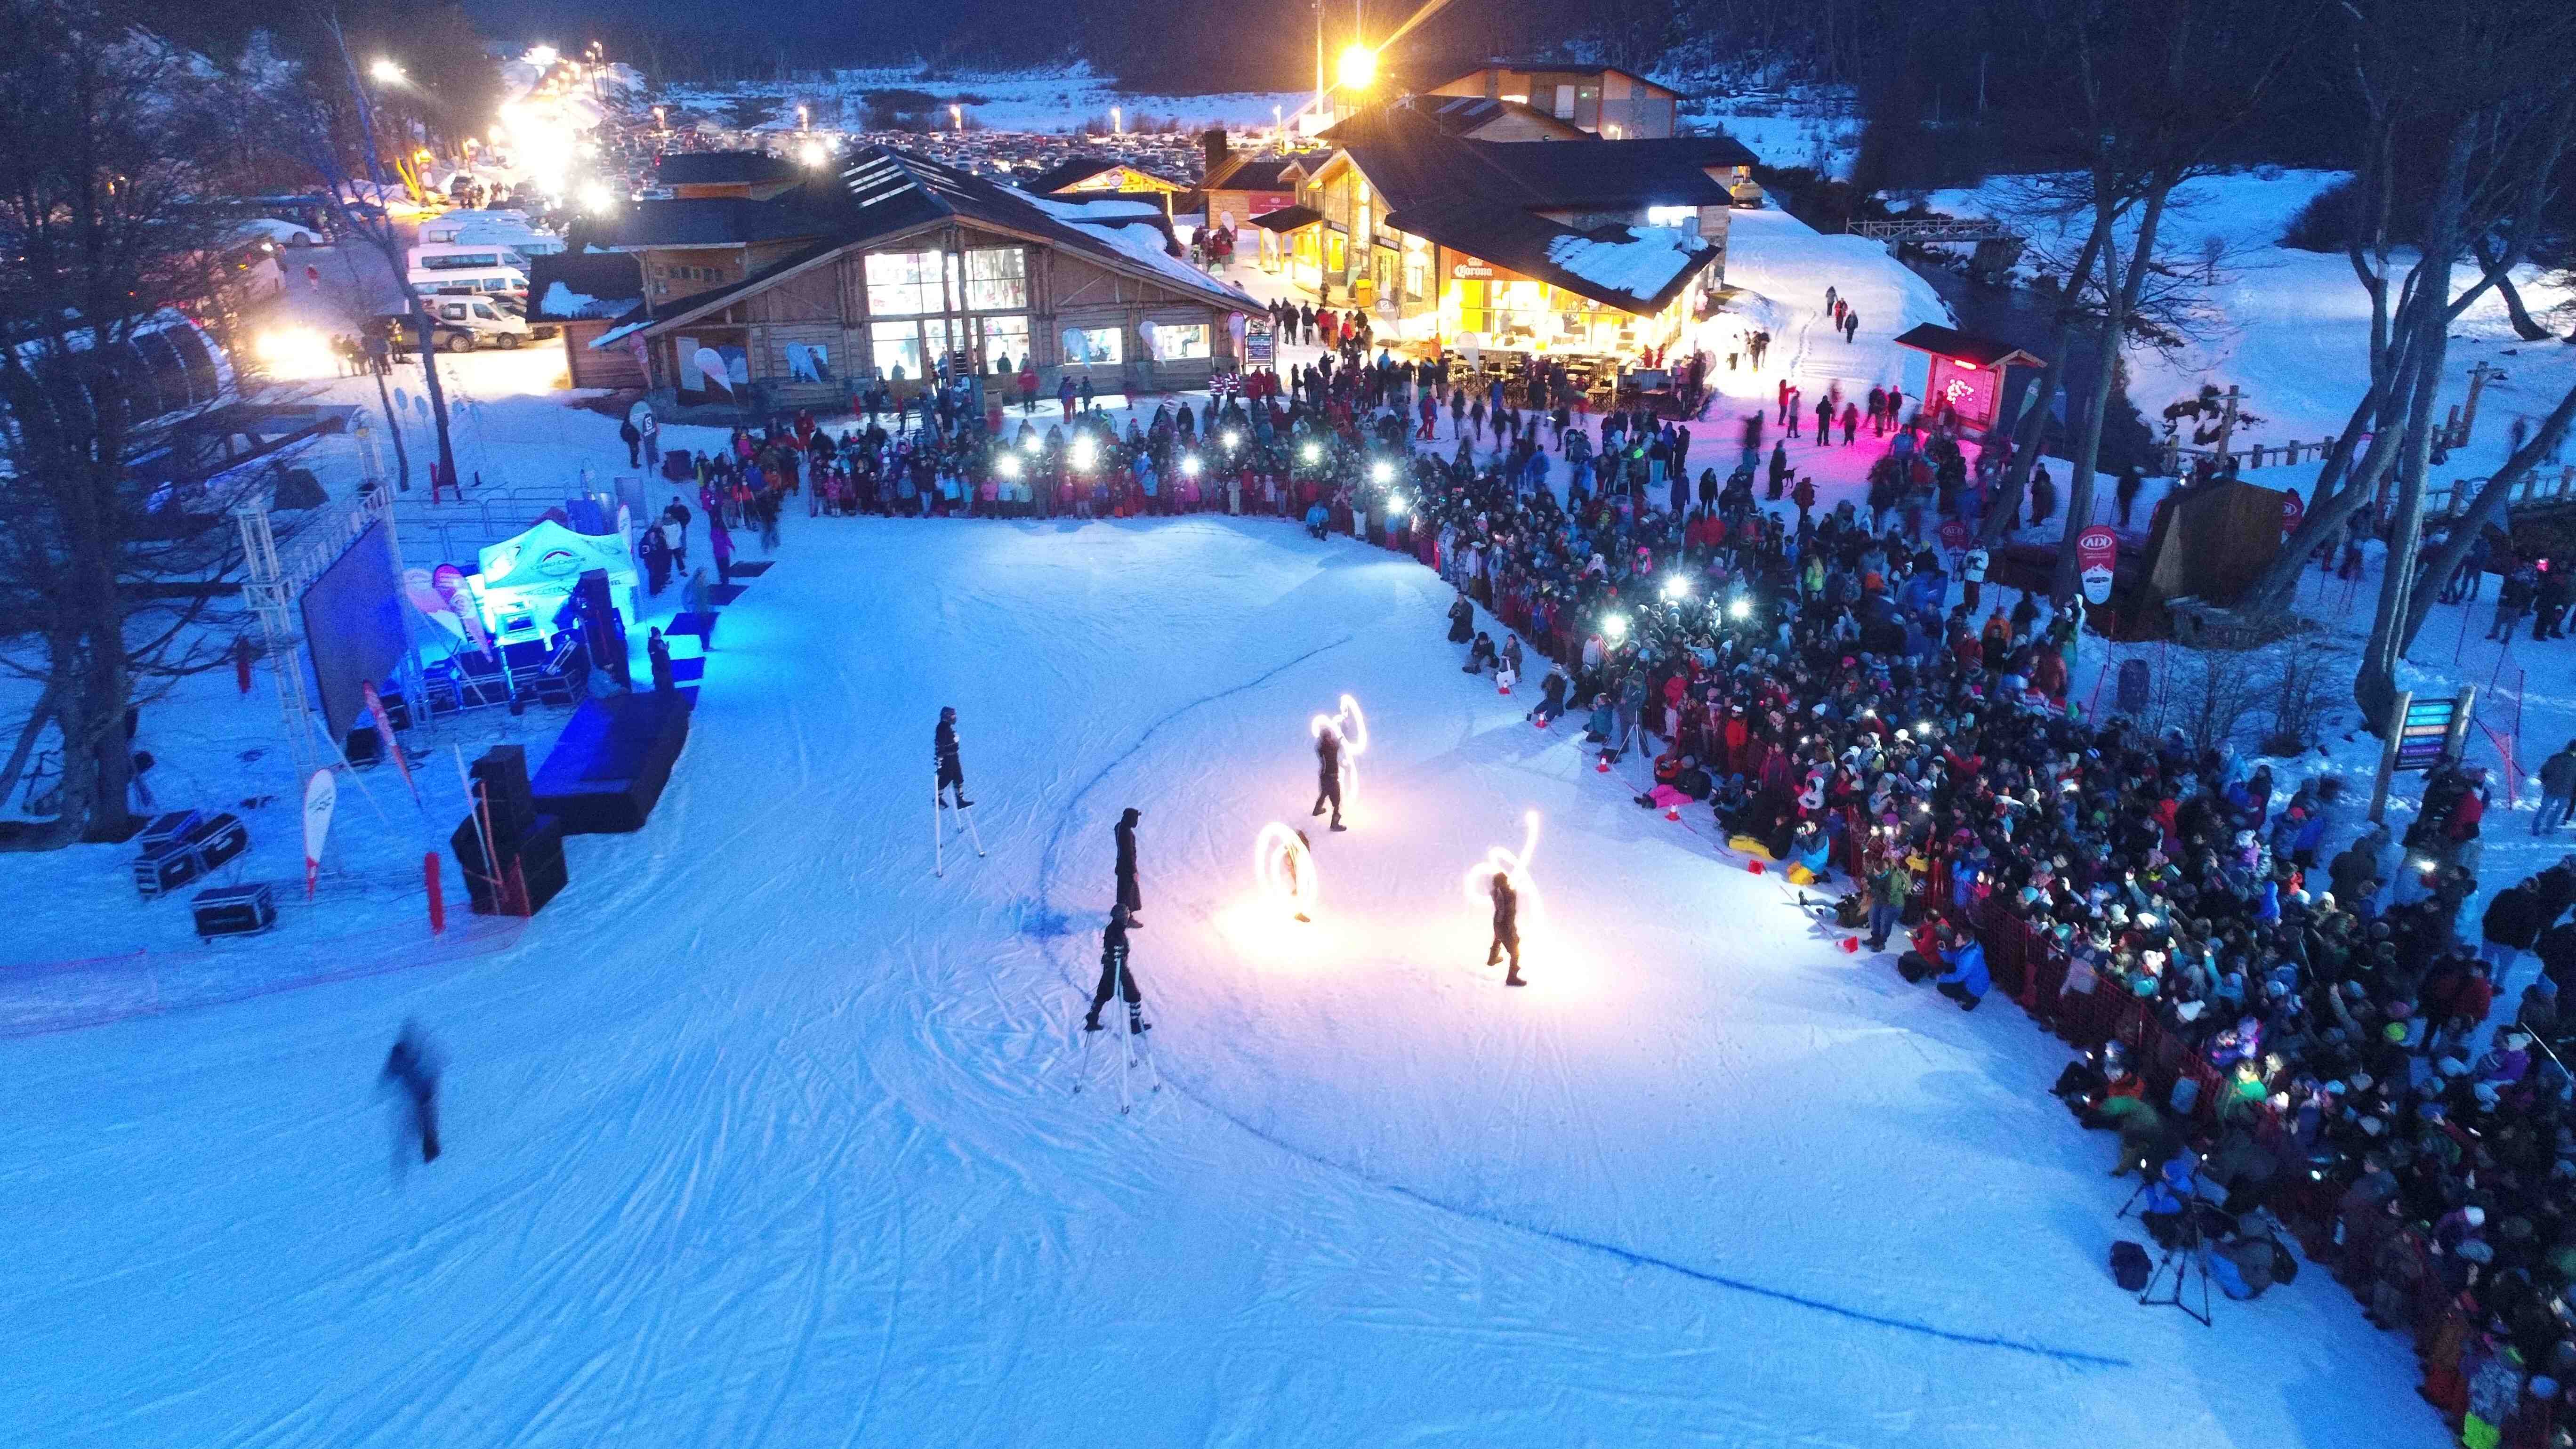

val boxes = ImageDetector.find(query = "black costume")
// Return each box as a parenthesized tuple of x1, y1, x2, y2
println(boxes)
(382, 1024, 442, 1162)
(1487, 875, 1524, 985)
(1312, 731, 1345, 829)
(1087, 905, 1146, 1032)
(1447, 595, 1474, 644)
(1114, 806, 1143, 915)
(935, 707, 969, 806)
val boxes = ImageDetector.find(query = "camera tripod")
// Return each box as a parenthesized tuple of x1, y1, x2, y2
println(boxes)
(2118, 1174, 2215, 1327)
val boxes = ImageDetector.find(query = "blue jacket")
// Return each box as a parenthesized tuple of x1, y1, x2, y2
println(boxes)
(1937, 940, 1990, 999)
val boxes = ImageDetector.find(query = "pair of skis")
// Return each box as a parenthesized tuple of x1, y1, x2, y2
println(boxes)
(932, 784, 986, 877)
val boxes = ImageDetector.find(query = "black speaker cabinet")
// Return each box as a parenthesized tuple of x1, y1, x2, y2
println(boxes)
(345, 725, 382, 765)
(133, 838, 203, 898)
(513, 815, 569, 915)
(469, 745, 536, 850)
(575, 569, 630, 690)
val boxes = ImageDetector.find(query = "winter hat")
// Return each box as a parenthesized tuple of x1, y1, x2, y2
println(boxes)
(2384, 1022, 2411, 1043)
(2467, 1206, 2488, 1228)
(1120, 807, 1143, 823)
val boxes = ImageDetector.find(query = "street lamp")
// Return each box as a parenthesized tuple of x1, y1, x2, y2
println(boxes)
(370, 58, 405, 85)
(1336, 44, 1377, 91)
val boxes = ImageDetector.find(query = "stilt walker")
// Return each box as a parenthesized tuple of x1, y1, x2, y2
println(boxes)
(1078, 904, 1160, 1113)
(932, 705, 984, 876)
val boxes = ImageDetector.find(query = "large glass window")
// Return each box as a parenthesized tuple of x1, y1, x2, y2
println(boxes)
(871, 320, 923, 380)
(1152, 323, 1209, 361)
(1061, 326, 1122, 367)
(979, 314, 1030, 371)
(921, 317, 959, 375)
(966, 248, 1026, 311)
(864, 250, 943, 316)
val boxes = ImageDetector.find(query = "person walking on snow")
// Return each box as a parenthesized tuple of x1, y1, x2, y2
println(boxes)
(1114, 807, 1144, 918)
(1487, 872, 1525, 986)
(382, 1021, 442, 1164)
(935, 706, 972, 808)
(1313, 729, 1348, 831)
(1084, 904, 1146, 1033)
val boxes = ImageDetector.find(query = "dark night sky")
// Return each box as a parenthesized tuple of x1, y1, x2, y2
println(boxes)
(462, 0, 1551, 93)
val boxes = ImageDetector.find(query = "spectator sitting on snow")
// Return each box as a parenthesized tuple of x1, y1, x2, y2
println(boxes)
(1464, 631, 1497, 675)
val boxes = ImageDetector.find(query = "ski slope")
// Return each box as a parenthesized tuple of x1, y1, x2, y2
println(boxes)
(2, 516, 2445, 1448)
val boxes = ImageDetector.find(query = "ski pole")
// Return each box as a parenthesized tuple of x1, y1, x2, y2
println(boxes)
(961, 800, 987, 858)
(933, 782, 944, 877)
(1114, 953, 1133, 1117)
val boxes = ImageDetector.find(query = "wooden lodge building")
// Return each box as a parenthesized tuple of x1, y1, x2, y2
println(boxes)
(556, 146, 1260, 411)
(1248, 98, 1761, 363)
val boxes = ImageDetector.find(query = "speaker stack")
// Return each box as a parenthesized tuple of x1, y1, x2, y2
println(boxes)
(449, 744, 571, 917)
(575, 568, 630, 691)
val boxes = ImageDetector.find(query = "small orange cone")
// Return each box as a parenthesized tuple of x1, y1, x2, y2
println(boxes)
(1841, 936, 1861, 954)
(1664, 805, 1680, 820)
(1595, 756, 1610, 773)
(1747, 859, 1764, 874)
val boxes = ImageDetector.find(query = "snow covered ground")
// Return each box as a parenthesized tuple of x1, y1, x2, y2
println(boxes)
(665, 64, 1308, 138)
(1925, 169, 2576, 480)
(1, 491, 2458, 1447)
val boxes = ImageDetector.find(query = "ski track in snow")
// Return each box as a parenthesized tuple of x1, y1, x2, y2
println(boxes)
(1026, 631, 2130, 1372)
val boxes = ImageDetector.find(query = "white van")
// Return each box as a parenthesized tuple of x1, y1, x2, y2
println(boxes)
(407, 242, 534, 290)
(394, 295, 532, 353)
(418, 266, 529, 298)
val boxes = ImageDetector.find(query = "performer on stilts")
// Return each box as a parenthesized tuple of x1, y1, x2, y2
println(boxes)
(935, 706, 972, 808)
(1114, 806, 1143, 922)
(1085, 904, 1145, 1033)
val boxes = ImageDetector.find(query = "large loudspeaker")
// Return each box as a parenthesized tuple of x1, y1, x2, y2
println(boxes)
(469, 745, 536, 853)
(449, 812, 512, 914)
(575, 568, 630, 690)
(449, 808, 570, 917)
(512, 815, 569, 914)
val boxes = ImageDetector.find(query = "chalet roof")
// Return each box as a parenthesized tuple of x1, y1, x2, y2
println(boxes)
(652, 151, 803, 187)
(1022, 156, 1186, 195)
(573, 195, 834, 250)
(1430, 61, 1686, 100)
(1204, 155, 1308, 192)
(595, 145, 1256, 342)
(1382, 198, 1716, 314)
(524, 252, 644, 322)
(1892, 323, 2046, 369)
(1326, 104, 1745, 214)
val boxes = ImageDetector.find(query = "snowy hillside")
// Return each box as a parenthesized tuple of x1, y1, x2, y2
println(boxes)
(1924, 169, 2576, 473)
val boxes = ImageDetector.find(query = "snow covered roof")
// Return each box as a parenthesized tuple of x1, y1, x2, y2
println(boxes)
(1542, 226, 1710, 306)
(526, 252, 644, 323)
(588, 147, 1260, 346)
(1383, 199, 1716, 315)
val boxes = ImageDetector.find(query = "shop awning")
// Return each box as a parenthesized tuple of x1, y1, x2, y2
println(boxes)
(1249, 205, 1323, 233)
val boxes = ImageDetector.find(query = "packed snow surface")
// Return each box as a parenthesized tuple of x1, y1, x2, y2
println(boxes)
(1, 512, 2446, 1447)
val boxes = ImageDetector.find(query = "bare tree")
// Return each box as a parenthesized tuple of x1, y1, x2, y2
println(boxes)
(2231, 0, 2576, 729)
(0, 6, 274, 845)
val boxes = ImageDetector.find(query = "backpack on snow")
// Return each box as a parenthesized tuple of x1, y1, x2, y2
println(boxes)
(2110, 1240, 2152, 1292)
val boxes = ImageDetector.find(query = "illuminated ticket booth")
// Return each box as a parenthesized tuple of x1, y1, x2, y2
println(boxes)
(1893, 323, 2044, 434)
